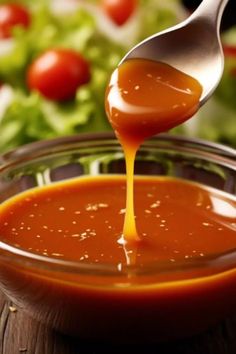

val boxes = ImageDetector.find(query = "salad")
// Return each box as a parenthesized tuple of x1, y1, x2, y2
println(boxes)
(0, 0, 235, 153)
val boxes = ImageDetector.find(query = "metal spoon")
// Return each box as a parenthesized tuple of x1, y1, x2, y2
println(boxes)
(120, 0, 229, 105)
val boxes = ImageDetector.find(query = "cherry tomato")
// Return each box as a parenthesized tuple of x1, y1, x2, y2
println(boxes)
(0, 3, 31, 39)
(223, 45, 236, 77)
(101, 0, 137, 26)
(223, 45, 236, 58)
(27, 49, 91, 101)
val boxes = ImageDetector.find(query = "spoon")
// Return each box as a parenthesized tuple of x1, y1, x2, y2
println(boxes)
(120, 0, 229, 105)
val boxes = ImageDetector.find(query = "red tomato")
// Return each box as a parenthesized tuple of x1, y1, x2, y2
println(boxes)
(27, 49, 91, 101)
(223, 45, 236, 77)
(223, 45, 236, 58)
(0, 3, 31, 39)
(101, 0, 137, 26)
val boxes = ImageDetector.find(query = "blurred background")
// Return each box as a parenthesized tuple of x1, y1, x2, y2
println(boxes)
(0, 0, 235, 153)
(184, 0, 236, 31)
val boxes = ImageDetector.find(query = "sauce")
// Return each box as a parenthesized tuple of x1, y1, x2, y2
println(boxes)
(0, 176, 236, 272)
(105, 59, 202, 243)
(0, 175, 236, 340)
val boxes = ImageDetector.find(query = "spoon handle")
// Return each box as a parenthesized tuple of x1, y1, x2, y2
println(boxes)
(192, 0, 229, 31)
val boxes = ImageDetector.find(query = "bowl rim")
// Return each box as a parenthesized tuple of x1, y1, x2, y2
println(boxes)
(1, 132, 236, 163)
(0, 132, 236, 282)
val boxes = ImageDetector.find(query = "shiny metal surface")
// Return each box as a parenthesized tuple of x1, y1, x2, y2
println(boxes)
(120, 0, 229, 105)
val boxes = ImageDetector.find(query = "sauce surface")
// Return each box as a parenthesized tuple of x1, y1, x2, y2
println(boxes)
(1, 176, 236, 271)
(105, 59, 203, 242)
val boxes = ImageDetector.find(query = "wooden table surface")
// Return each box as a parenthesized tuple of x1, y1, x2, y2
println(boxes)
(1, 291, 236, 354)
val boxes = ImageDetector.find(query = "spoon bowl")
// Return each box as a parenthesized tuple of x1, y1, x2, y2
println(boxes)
(121, 0, 229, 105)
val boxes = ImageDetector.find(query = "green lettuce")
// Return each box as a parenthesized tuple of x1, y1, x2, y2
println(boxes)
(1, 1, 236, 152)
(0, 0, 188, 152)
(0, 3, 122, 152)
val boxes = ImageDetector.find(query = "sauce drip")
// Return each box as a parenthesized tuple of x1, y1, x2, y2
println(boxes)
(105, 59, 203, 244)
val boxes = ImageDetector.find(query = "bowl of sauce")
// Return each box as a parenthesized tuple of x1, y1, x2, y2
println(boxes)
(0, 133, 236, 342)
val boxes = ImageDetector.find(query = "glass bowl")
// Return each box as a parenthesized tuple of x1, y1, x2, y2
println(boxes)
(0, 132, 236, 342)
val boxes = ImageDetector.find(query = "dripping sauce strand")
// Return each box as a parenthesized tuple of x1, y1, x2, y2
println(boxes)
(105, 59, 203, 245)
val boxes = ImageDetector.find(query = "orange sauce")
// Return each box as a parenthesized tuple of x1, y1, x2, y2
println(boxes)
(105, 59, 202, 243)
(0, 176, 236, 270)
(0, 176, 236, 340)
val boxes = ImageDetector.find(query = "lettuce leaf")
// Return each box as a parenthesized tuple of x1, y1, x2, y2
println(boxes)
(0, 0, 187, 152)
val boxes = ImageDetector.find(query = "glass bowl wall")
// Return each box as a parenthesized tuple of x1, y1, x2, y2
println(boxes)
(0, 133, 236, 341)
